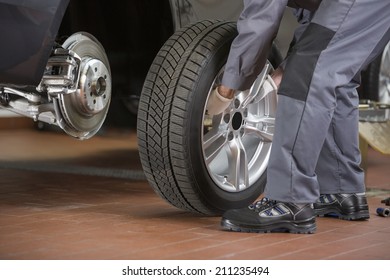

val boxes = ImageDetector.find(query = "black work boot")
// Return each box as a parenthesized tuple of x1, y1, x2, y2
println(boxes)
(314, 193, 370, 220)
(221, 198, 316, 234)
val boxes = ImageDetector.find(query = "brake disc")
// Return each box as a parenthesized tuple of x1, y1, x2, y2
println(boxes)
(59, 32, 112, 139)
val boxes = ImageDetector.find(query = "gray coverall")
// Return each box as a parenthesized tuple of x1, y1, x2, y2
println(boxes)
(222, 0, 390, 203)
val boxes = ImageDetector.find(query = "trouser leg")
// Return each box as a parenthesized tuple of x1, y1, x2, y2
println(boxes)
(315, 76, 364, 194)
(264, 0, 390, 203)
(316, 26, 390, 194)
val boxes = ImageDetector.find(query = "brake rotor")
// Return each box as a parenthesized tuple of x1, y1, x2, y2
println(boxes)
(59, 32, 112, 139)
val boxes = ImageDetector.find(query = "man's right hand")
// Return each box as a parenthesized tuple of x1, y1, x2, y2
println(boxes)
(206, 86, 234, 116)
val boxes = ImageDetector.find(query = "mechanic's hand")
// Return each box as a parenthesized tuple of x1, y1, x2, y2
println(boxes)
(270, 67, 283, 88)
(207, 86, 234, 116)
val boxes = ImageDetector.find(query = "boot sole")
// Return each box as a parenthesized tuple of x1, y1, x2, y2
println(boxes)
(315, 208, 370, 221)
(221, 218, 316, 234)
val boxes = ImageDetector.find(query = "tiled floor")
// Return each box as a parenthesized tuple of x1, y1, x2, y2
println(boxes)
(0, 125, 389, 260)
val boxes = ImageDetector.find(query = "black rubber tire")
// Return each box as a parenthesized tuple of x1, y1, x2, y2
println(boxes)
(361, 53, 382, 101)
(361, 40, 390, 103)
(137, 20, 282, 215)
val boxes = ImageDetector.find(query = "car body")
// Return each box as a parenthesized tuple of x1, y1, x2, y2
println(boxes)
(0, 0, 243, 127)
(0, 0, 69, 86)
(58, 0, 244, 118)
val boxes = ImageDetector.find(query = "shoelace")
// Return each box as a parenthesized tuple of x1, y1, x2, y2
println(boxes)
(248, 197, 277, 212)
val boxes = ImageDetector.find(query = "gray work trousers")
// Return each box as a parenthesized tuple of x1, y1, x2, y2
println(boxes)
(223, 0, 390, 203)
(267, 0, 390, 203)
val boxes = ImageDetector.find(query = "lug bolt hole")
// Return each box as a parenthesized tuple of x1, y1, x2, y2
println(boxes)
(234, 99, 240, 109)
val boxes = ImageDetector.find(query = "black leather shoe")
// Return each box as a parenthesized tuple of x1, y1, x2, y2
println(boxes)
(221, 198, 316, 234)
(314, 193, 370, 220)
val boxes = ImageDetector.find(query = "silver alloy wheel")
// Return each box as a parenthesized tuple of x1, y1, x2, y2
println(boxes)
(378, 42, 390, 104)
(202, 63, 277, 193)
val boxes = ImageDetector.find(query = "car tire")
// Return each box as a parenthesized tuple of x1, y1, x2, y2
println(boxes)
(137, 20, 282, 215)
(361, 41, 390, 104)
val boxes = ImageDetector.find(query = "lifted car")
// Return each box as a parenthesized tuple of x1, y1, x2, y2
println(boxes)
(0, 0, 112, 139)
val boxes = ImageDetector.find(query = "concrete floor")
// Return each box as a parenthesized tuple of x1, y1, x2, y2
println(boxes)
(0, 124, 389, 260)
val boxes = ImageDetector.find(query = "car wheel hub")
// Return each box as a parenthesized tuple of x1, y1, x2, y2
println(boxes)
(78, 58, 110, 115)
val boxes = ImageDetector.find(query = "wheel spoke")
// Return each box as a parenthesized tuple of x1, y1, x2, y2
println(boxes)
(227, 137, 249, 191)
(246, 115, 275, 126)
(203, 127, 228, 164)
(244, 124, 273, 142)
(245, 115, 274, 142)
(241, 64, 270, 107)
